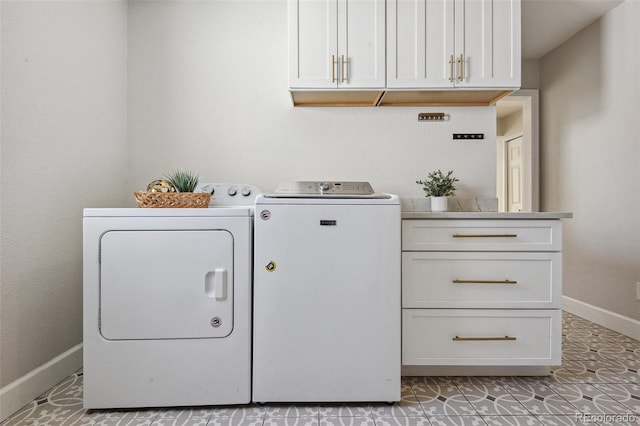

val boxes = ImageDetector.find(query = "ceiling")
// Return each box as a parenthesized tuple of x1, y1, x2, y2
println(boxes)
(498, 0, 623, 118)
(521, 0, 624, 59)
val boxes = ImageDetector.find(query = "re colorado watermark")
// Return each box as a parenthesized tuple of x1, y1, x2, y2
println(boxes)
(575, 413, 638, 424)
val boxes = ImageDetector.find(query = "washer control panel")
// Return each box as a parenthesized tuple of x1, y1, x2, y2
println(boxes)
(273, 181, 375, 196)
(266, 181, 389, 198)
(195, 183, 262, 207)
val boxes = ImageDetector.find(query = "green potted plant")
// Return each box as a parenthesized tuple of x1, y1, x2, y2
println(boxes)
(416, 169, 459, 212)
(165, 169, 200, 193)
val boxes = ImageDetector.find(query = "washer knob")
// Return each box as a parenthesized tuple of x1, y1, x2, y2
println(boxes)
(241, 187, 252, 196)
(227, 187, 237, 196)
(319, 182, 331, 192)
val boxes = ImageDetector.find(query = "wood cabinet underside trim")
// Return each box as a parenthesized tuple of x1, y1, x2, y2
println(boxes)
(290, 89, 513, 107)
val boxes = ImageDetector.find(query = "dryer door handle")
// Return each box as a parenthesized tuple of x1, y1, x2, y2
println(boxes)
(205, 268, 227, 300)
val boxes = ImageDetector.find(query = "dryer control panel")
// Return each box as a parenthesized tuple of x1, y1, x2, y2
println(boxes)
(195, 183, 262, 207)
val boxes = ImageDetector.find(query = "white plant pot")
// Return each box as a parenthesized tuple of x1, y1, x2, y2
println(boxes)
(430, 196, 448, 212)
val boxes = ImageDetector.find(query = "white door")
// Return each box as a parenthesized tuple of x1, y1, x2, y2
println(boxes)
(289, 0, 338, 88)
(506, 135, 523, 212)
(100, 230, 233, 340)
(338, 0, 386, 88)
(387, 0, 454, 88)
(454, 0, 521, 88)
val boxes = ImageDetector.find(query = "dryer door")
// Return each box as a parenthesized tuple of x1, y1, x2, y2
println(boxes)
(100, 230, 233, 340)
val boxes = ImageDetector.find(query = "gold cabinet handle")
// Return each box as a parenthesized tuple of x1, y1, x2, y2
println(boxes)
(457, 53, 464, 81)
(448, 55, 454, 82)
(453, 336, 517, 341)
(453, 279, 517, 284)
(452, 234, 518, 238)
(331, 55, 336, 83)
(341, 55, 346, 83)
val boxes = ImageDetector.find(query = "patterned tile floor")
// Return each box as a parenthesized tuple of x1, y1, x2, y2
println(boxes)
(2, 312, 639, 426)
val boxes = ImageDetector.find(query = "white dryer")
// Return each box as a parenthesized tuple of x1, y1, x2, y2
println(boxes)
(83, 183, 260, 409)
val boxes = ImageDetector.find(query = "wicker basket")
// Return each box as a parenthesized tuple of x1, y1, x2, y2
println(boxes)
(134, 191, 211, 208)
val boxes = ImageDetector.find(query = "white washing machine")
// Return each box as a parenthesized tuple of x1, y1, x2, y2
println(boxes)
(83, 183, 260, 409)
(252, 181, 401, 403)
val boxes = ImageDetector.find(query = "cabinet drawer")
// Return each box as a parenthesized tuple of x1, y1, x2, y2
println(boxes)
(402, 309, 561, 366)
(402, 220, 561, 252)
(402, 252, 561, 309)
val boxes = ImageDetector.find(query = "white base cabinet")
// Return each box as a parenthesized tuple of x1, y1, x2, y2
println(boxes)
(402, 218, 564, 372)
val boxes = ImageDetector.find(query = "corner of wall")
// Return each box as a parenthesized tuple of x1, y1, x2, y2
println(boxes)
(563, 296, 640, 341)
(521, 58, 540, 89)
(0, 344, 82, 422)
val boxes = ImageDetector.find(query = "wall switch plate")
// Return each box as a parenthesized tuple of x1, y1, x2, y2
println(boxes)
(453, 133, 484, 140)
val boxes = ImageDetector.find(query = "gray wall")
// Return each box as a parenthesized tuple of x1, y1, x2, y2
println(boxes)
(497, 111, 523, 137)
(521, 58, 540, 89)
(126, 0, 497, 200)
(1, 0, 499, 397)
(12, 0, 627, 408)
(0, 0, 128, 388)
(540, 0, 640, 320)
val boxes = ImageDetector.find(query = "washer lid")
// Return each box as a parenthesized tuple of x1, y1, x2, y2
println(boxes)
(266, 181, 390, 199)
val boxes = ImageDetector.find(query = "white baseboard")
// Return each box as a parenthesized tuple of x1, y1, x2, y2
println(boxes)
(563, 296, 640, 341)
(0, 343, 83, 422)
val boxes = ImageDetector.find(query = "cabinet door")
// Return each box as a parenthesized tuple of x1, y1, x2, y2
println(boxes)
(454, 0, 521, 88)
(387, 0, 454, 88)
(289, 0, 339, 88)
(338, 0, 386, 88)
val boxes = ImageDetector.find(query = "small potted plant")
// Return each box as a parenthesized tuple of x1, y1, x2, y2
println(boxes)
(416, 169, 459, 212)
(165, 169, 200, 193)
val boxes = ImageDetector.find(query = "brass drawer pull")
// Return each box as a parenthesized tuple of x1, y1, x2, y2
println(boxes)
(453, 335, 517, 341)
(453, 279, 517, 284)
(452, 234, 518, 238)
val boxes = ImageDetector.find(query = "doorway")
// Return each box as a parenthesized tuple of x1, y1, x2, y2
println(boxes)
(496, 89, 539, 212)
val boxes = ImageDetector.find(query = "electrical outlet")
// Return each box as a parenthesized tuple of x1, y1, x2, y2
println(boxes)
(637, 282, 640, 301)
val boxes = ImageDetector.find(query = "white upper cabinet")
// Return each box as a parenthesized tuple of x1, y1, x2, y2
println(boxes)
(387, 0, 521, 89)
(387, 0, 454, 88)
(289, 0, 386, 89)
(456, 0, 521, 87)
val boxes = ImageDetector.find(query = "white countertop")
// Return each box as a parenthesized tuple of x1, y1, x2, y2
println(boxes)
(402, 211, 573, 219)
